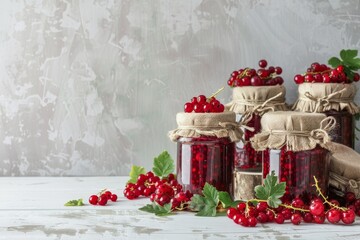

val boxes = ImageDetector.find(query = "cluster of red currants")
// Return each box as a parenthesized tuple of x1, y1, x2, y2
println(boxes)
(124, 172, 193, 210)
(89, 190, 117, 206)
(344, 192, 360, 217)
(294, 62, 360, 84)
(227, 196, 356, 227)
(227, 59, 284, 87)
(184, 95, 225, 113)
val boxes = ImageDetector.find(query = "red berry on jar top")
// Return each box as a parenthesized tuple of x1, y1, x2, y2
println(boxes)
(184, 95, 224, 113)
(227, 59, 284, 87)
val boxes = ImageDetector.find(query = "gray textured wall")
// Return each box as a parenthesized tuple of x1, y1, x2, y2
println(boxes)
(0, 0, 359, 176)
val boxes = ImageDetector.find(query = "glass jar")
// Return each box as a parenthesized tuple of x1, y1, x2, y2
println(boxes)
(325, 110, 354, 148)
(292, 82, 358, 149)
(263, 146, 330, 202)
(176, 136, 235, 194)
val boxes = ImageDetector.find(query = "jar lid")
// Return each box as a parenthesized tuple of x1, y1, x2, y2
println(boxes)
(168, 111, 243, 142)
(227, 85, 287, 114)
(251, 111, 335, 151)
(292, 83, 359, 114)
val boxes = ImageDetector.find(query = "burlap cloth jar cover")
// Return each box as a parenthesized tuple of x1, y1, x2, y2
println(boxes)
(292, 83, 358, 114)
(292, 83, 359, 148)
(251, 111, 335, 199)
(168, 111, 242, 142)
(251, 111, 334, 152)
(227, 85, 288, 115)
(326, 142, 360, 198)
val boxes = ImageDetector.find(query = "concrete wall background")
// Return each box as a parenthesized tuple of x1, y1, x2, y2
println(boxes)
(0, 0, 359, 176)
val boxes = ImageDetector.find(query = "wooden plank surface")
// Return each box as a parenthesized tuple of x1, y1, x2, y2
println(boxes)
(1, 177, 360, 240)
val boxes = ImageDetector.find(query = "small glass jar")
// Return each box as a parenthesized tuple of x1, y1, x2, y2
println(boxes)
(176, 136, 235, 194)
(263, 146, 330, 201)
(251, 111, 334, 203)
(292, 82, 358, 149)
(325, 110, 354, 148)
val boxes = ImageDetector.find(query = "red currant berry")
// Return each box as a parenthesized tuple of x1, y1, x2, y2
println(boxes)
(237, 202, 246, 212)
(258, 59, 268, 68)
(227, 207, 238, 219)
(247, 207, 258, 217)
(257, 69, 270, 78)
(322, 73, 331, 83)
(184, 102, 194, 113)
(305, 74, 314, 82)
(137, 174, 148, 185)
(193, 103, 204, 113)
(354, 73, 360, 82)
(281, 208, 292, 220)
(197, 95, 207, 104)
(291, 213, 302, 225)
(294, 74, 305, 84)
(110, 194, 118, 202)
(303, 212, 313, 223)
(291, 198, 305, 208)
(326, 208, 341, 224)
(248, 217, 257, 227)
(268, 66, 275, 73)
(250, 76, 262, 86)
(257, 212, 268, 223)
(266, 209, 275, 222)
(98, 195, 108, 206)
(341, 209, 356, 224)
(203, 103, 212, 113)
(313, 213, 325, 224)
(275, 66, 282, 74)
(89, 195, 99, 205)
(191, 97, 197, 104)
(345, 192, 356, 204)
(336, 65, 344, 73)
(274, 213, 285, 224)
(310, 200, 325, 216)
(242, 76, 251, 86)
(329, 199, 340, 207)
(231, 71, 239, 77)
(239, 216, 249, 227)
(256, 202, 268, 212)
(233, 213, 243, 224)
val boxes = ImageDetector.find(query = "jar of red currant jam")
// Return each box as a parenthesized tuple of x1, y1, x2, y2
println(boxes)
(228, 85, 287, 171)
(169, 111, 242, 194)
(292, 83, 359, 149)
(251, 111, 335, 202)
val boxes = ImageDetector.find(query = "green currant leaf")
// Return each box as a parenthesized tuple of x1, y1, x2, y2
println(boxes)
(328, 57, 342, 68)
(189, 183, 220, 217)
(340, 49, 358, 61)
(189, 194, 206, 211)
(139, 203, 172, 216)
(152, 151, 175, 178)
(64, 199, 84, 206)
(196, 200, 217, 217)
(202, 183, 219, 205)
(219, 191, 241, 208)
(128, 165, 146, 184)
(254, 171, 286, 208)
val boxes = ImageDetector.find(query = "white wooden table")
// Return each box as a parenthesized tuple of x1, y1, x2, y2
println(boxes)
(1, 177, 360, 240)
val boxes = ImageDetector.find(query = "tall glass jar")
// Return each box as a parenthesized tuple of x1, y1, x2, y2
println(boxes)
(228, 85, 287, 200)
(251, 111, 334, 202)
(169, 112, 242, 194)
(292, 83, 358, 149)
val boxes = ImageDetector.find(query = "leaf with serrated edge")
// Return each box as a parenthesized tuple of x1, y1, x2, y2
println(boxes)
(268, 195, 282, 208)
(154, 203, 172, 216)
(128, 165, 146, 184)
(152, 151, 175, 177)
(328, 57, 342, 68)
(340, 49, 358, 61)
(219, 191, 239, 208)
(254, 185, 267, 200)
(189, 194, 206, 211)
(139, 204, 156, 213)
(202, 183, 219, 205)
(196, 201, 217, 216)
(64, 199, 83, 206)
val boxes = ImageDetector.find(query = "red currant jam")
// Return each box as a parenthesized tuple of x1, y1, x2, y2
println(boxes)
(263, 146, 330, 201)
(176, 136, 234, 194)
(325, 110, 354, 148)
(235, 113, 268, 171)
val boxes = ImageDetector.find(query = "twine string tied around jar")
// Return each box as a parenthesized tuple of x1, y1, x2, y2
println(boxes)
(303, 88, 352, 112)
(240, 92, 283, 125)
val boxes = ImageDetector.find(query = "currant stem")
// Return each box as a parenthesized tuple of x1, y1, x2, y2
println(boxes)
(208, 86, 225, 99)
(313, 176, 347, 211)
